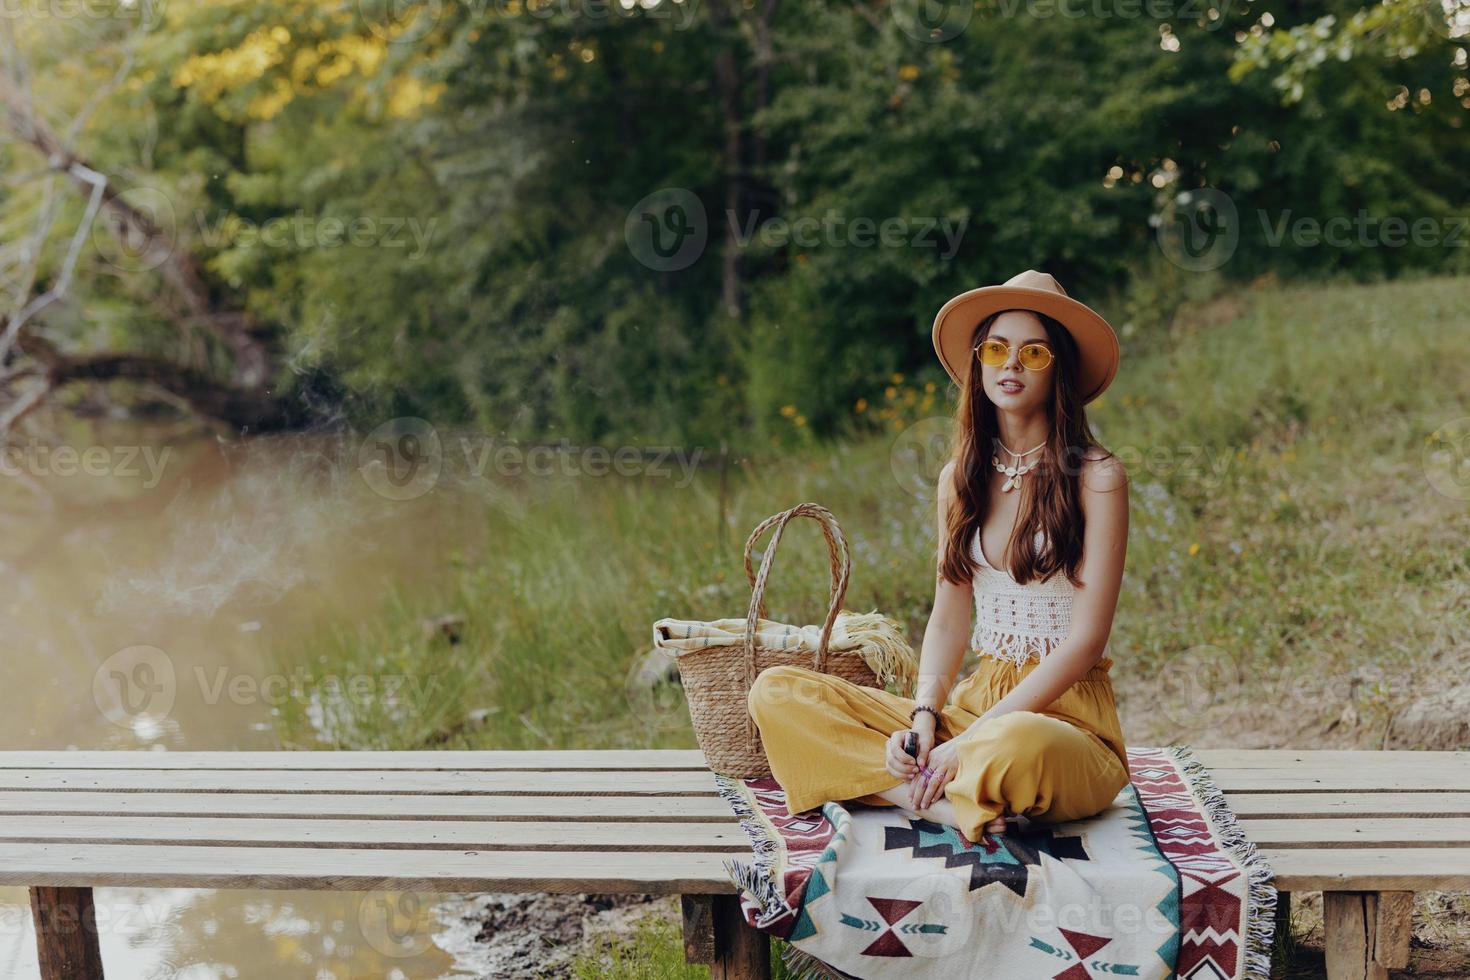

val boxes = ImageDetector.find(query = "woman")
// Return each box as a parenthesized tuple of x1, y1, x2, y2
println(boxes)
(747, 268, 1132, 845)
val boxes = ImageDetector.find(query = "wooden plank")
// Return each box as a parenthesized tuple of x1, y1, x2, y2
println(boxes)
(8, 839, 1463, 894)
(0, 791, 736, 820)
(1222, 791, 1470, 818)
(20, 814, 1470, 854)
(29, 886, 105, 980)
(1237, 817, 1470, 847)
(0, 816, 749, 851)
(0, 842, 739, 893)
(0, 747, 1457, 772)
(1209, 769, 1470, 792)
(1194, 748, 1470, 769)
(5, 747, 1463, 772)
(0, 747, 1459, 772)
(13, 762, 1466, 795)
(0, 769, 717, 795)
(0, 750, 711, 771)
(1260, 848, 1470, 891)
(16, 765, 1458, 795)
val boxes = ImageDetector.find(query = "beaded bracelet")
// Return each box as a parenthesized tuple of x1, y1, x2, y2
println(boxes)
(909, 704, 941, 725)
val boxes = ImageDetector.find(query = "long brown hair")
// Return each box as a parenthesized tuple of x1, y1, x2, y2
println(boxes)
(938, 308, 1115, 588)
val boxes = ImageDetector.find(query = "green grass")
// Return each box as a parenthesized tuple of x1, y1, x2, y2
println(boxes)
(570, 913, 710, 979)
(268, 270, 1470, 971)
(568, 911, 805, 979)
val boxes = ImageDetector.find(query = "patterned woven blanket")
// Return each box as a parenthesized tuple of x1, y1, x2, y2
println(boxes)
(715, 745, 1276, 980)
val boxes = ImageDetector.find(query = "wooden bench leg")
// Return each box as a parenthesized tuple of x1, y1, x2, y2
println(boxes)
(681, 894, 771, 979)
(682, 894, 715, 964)
(29, 886, 105, 980)
(1323, 890, 1413, 980)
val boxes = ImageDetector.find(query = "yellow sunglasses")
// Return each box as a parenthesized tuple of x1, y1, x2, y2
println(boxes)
(973, 338, 1054, 371)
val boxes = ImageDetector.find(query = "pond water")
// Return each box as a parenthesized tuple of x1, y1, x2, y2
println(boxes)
(0, 418, 496, 978)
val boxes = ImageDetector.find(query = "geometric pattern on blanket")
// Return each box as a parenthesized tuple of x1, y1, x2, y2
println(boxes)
(716, 744, 1276, 980)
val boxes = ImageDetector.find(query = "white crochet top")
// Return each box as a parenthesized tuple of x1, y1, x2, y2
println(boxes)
(969, 527, 1093, 671)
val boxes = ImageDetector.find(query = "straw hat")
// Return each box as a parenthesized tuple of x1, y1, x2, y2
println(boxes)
(931, 269, 1119, 404)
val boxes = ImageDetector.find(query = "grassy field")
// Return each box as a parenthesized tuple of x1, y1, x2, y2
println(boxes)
(270, 271, 1470, 976)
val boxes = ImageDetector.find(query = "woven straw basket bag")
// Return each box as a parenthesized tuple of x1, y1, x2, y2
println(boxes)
(652, 502, 916, 779)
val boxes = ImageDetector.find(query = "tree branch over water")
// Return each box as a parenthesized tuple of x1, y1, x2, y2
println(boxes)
(0, 39, 294, 436)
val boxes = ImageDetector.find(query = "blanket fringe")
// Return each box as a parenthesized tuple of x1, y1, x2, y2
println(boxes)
(1164, 744, 1279, 980)
(839, 610, 917, 694)
(712, 773, 796, 928)
(779, 942, 862, 980)
(712, 773, 856, 980)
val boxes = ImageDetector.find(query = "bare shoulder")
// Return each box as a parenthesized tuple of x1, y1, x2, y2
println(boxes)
(1079, 448, 1128, 495)
(937, 458, 960, 502)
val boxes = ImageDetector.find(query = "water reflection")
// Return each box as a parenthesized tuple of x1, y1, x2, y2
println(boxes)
(1, 886, 473, 978)
(1, 420, 492, 977)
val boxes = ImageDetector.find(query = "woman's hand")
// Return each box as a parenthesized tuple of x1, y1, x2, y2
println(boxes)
(884, 715, 934, 783)
(909, 736, 961, 811)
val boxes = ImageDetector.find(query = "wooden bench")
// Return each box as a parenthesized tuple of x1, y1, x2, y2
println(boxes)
(0, 749, 1465, 979)
(1194, 748, 1470, 980)
(0, 750, 766, 980)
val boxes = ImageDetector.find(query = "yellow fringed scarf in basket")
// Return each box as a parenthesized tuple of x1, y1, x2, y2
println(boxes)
(652, 610, 918, 696)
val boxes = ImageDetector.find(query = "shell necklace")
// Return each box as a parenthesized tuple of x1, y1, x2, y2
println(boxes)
(991, 436, 1046, 493)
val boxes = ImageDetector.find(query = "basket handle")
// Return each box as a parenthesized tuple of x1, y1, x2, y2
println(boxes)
(742, 503, 852, 699)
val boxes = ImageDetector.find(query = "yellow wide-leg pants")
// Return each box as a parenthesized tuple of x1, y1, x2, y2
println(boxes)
(746, 652, 1131, 843)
